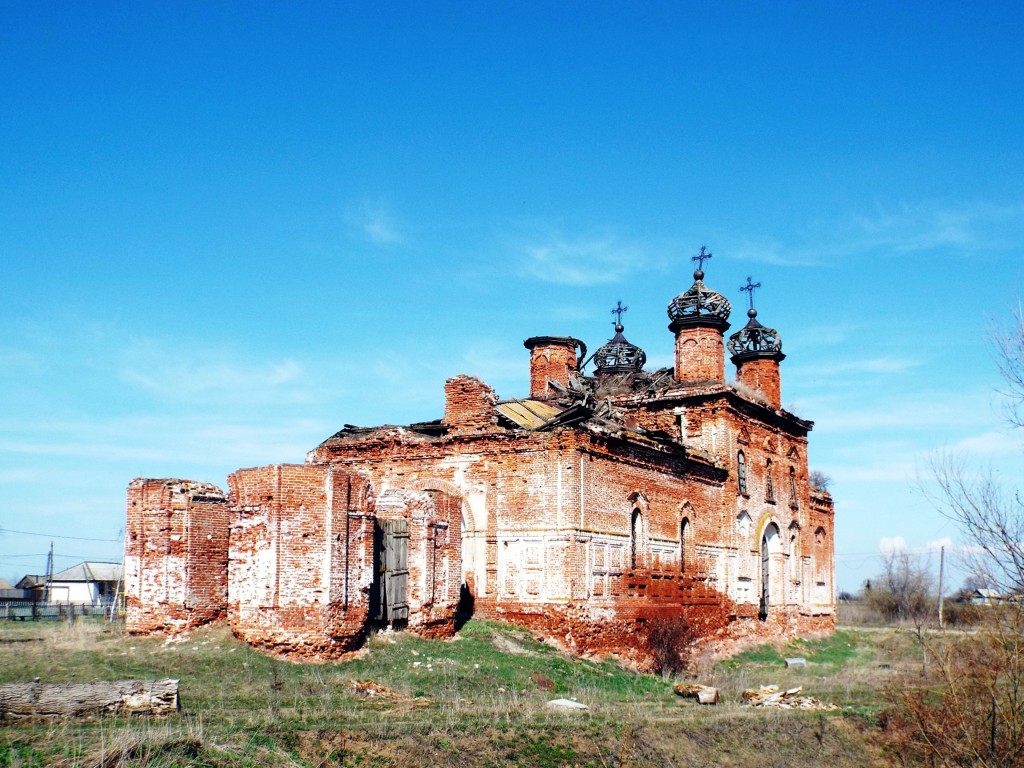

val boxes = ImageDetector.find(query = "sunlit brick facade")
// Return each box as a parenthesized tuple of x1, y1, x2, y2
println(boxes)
(126, 260, 834, 660)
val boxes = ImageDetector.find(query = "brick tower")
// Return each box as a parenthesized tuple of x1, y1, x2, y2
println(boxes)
(728, 277, 785, 409)
(667, 247, 732, 383)
(523, 336, 585, 398)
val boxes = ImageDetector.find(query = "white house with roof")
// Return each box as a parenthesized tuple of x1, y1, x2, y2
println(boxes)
(19, 562, 123, 606)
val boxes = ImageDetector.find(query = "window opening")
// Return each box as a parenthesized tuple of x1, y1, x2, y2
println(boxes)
(680, 518, 690, 573)
(737, 451, 748, 496)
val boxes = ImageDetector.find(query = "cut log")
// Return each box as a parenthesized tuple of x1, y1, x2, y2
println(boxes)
(0, 679, 179, 719)
(673, 683, 720, 705)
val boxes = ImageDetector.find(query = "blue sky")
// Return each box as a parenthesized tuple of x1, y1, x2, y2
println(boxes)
(2, 2, 1023, 592)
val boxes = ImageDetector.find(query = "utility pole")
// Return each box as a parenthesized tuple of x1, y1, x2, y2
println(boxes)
(937, 545, 945, 629)
(43, 542, 54, 604)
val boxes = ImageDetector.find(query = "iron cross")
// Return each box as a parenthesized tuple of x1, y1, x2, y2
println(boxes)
(691, 245, 713, 271)
(611, 300, 628, 326)
(740, 276, 761, 309)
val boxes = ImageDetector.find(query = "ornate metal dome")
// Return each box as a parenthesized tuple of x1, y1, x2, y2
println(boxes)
(728, 277, 784, 361)
(593, 323, 647, 375)
(727, 308, 784, 360)
(666, 248, 731, 331)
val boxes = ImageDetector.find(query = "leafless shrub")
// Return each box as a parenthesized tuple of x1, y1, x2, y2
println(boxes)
(883, 303, 1024, 766)
(809, 469, 832, 492)
(864, 550, 936, 625)
(645, 616, 695, 678)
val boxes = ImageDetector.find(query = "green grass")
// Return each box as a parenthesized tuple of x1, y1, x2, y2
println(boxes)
(0, 618, 911, 767)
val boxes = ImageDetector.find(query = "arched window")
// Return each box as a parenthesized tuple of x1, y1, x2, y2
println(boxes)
(789, 467, 799, 508)
(737, 451, 748, 496)
(631, 508, 643, 569)
(788, 521, 800, 581)
(765, 459, 775, 503)
(680, 518, 691, 573)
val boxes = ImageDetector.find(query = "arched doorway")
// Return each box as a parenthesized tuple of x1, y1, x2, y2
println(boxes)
(760, 522, 781, 620)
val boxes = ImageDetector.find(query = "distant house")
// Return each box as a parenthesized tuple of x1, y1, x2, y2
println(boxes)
(15, 563, 122, 606)
(968, 588, 1021, 606)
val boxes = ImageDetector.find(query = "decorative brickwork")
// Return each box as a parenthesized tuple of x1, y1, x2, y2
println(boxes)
(524, 336, 581, 398)
(674, 327, 728, 383)
(125, 479, 229, 633)
(126, 261, 835, 662)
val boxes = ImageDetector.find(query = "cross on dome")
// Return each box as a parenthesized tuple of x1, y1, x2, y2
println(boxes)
(691, 245, 712, 280)
(611, 300, 628, 331)
(740, 276, 761, 312)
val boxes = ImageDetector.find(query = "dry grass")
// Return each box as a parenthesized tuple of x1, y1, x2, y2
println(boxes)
(0, 618, 916, 767)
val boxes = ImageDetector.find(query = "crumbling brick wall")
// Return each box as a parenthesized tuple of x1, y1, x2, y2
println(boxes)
(227, 464, 377, 657)
(125, 478, 229, 634)
(443, 375, 498, 433)
(375, 488, 463, 638)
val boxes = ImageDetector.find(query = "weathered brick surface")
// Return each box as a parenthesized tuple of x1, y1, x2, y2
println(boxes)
(735, 357, 782, 409)
(126, 281, 835, 662)
(227, 464, 379, 656)
(125, 478, 229, 634)
(673, 327, 727, 383)
(443, 375, 498, 433)
(524, 336, 580, 398)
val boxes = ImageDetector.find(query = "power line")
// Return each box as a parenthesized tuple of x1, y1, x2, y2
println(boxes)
(1, 528, 122, 543)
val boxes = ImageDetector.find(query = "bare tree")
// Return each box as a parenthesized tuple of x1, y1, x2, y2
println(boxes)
(993, 301, 1024, 430)
(883, 305, 1024, 767)
(809, 469, 832, 492)
(865, 550, 935, 624)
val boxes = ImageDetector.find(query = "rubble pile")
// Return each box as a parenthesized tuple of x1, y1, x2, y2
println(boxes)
(741, 685, 839, 711)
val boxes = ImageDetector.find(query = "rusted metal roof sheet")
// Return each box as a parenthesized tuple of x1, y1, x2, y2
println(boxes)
(495, 399, 563, 430)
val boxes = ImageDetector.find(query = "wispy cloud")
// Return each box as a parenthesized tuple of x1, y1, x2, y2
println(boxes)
(120, 356, 311, 409)
(879, 536, 906, 554)
(844, 200, 1024, 255)
(721, 199, 1024, 267)
(519, 235, 647, 286)
(345, 200, 405, 246)
(948, 430, 1024, 457)
(719, 235, 823, 267)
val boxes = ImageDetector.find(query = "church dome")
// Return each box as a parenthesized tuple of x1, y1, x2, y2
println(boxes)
(727, 277, 784, 362)
(667, 248, 731, 332)
(593, 323, 646, 375)
(727, 308, 784, 361)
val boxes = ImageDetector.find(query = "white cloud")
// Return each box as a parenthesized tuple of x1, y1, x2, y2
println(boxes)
(119, 347, 313, 407)
(345, 200, 404, 246)
(520, 236, 646, 286)
(879, 536, 906, 554)
(721, 199, 1024, 268)
(947, 430, 1024, 457)
(718, 235, 822, 267)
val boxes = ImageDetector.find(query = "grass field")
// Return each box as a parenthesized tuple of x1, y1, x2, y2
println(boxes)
(0, 618, 921, 767)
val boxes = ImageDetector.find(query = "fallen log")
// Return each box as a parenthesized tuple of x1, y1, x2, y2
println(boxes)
(673, 683, 720, 705)
(0, 679, 179, 719)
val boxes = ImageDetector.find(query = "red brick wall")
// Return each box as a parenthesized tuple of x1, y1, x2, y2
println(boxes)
(443, 375, 498, 433)
(125, 478, 229, 634)
(735, 357, 782, 409)
(227, 464, 378, 656)
(674, 327, 726, 383)
(524, 337, 579, 399)
(376, 488, 463, 637)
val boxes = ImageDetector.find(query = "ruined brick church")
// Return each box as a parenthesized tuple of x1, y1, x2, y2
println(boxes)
(125, 251, 835, 660)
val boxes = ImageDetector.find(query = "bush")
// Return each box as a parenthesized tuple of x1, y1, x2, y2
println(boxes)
(942, 599, 984, 628)
(645, 616, 695, 677)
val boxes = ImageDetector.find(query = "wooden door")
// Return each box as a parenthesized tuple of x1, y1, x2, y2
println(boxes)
(373, 518, 409, 624)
